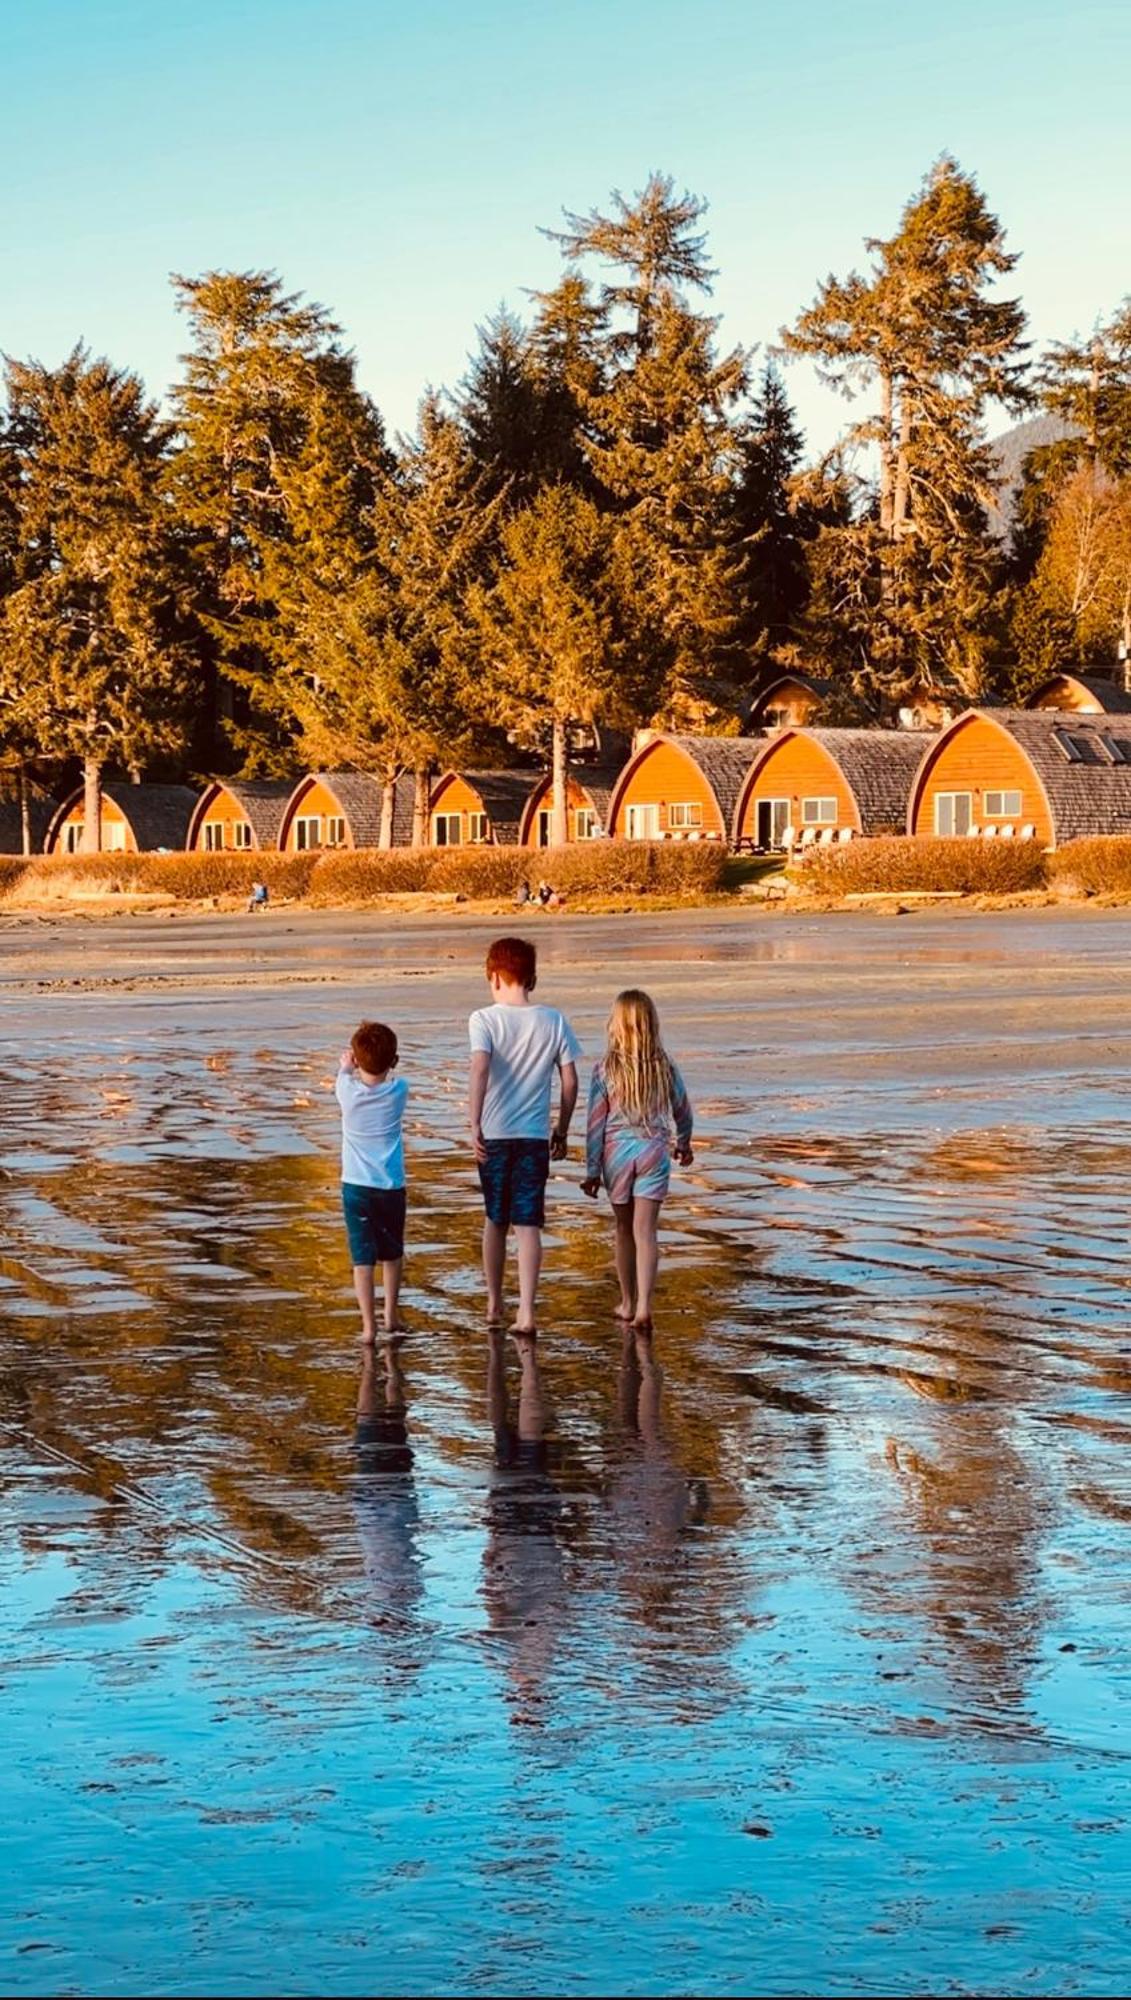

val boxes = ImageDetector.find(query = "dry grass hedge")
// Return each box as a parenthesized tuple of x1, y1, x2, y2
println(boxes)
(801, 836, 1049, 897)
(1049, 837, 1131, 896)
(2, 850, 318, 902)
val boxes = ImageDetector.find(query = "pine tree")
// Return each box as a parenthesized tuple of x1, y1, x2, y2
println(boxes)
(731, 361, 809, 667)
(457, 307, 546, 505)
(0, 347, 193, 848)
(468, 486, 620, 844)
(782, 157, 1029, 702)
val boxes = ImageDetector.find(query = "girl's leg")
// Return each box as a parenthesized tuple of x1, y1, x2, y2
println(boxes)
(632, 1198, 663, 1326)
(612, 1201, 637, 1320)
(352, 1264, 378, 1345)
(381, 1256, 404, 1337)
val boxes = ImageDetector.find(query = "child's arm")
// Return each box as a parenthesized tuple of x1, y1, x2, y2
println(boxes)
(552, 1061, 578, 1160)
(581, 1066, 608, 1193)
(468, 1050, 490, 1163)
(670, 1063, 694, 1165)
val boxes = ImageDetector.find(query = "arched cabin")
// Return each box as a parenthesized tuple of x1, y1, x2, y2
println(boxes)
(734, 729, 929, 851)
(518, 764, 620, 848)
(1026, 671, 1131, 716)
(607, 735, 760, 845)
(429, 770, 536, 847)
(907, 708, 1131, 847)
(278, 772, 411, 852)
(186, 780, 294, 853)
(45, 782, 197, 855)
(748, 674, 832, 732)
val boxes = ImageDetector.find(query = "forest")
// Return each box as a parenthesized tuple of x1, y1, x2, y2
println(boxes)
(1, 156, 1129, 848)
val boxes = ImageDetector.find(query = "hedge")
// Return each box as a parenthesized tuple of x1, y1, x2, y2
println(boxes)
(0, 840, 728, 906)
(800, 835, 1049, 896)
(1049, 837, 1131, 896)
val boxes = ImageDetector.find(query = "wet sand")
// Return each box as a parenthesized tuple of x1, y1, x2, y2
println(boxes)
(2, 907, 1130, 1996)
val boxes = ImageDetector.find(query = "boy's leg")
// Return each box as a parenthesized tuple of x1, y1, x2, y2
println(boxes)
(483, 1220, 507, 1326)
(352, 1264, 378, 1345)
(513, 1226, 542, 1333)
(611, 1201, 637, 1320)
(632, 1198, 663, 1326)
(380, 1257, 404, 1337)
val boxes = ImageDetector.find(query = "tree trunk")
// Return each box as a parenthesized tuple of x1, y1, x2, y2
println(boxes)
(550, 716, 569, 848)
(878, 369, 894, 536)
(18, 767, 31, 857)
(892, 391, 912, 537)
(411, 767, 431, 850)
(377, 771, 396, 851)
(82, 754, 103, 854)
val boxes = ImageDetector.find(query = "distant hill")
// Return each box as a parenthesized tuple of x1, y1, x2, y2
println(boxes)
(987, 412, 1079, 540)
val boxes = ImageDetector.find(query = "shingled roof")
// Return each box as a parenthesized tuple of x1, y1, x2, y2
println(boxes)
(188, 779, 294, 850)
(45, 782, 197, 853)
(283, 771, 413, 848)
(1027, 672, 1131, 716)
(0, 795, 54, 855)
(446, 770, 541, 845)
(735, 727, 930, 837)
(609, 733, 762, 836)
(918, 709, 1131, 845)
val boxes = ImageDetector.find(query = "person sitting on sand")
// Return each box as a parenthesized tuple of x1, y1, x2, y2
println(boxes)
(247, 880, 269, 913)
(581, 989, 693, 1336)
(336, 1020, 409, 1347)
(514, 880, 531, 907)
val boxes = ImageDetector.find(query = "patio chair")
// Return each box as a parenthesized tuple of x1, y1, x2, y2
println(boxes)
(799, 826, 818, 848)
(981, 824, 998, 839)
(818, 827, 836, 845)
(781, 826, 797, 851)
(837, 826, 854, 843)
(1019, 823, 1035, 841)
(999, 824, 1015, 839)
(965, 824, 981, 837)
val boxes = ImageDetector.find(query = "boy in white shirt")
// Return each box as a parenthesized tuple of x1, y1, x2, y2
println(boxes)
(336, 1020, 409, 1346)
(468, 936, 581, 1338)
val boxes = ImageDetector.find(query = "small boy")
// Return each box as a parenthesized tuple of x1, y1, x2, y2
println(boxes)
(468, 936, 580, 1338)
(336, 1020, 408, 1346)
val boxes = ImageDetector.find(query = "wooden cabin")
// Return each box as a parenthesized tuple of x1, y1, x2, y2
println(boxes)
(428, 770, 536, 847)
(749, 674, 832, 732)
(606, 735, 760, 845)
(907, 709, 1131, 847)
(894, 685, 958, 731)
(518, 765, 619, 847)
(278, 772, 410, 852)
(734, 729, 930, 851)
(1026, 671, 1131, 716)
(186, 780, 294, 853)
(45, 783, 197, 855)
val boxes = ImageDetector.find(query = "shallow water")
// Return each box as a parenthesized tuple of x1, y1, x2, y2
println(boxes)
(2, 908, 1131, 1996)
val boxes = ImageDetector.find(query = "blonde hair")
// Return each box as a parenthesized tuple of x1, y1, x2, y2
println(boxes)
(604, 989, 675, 1127)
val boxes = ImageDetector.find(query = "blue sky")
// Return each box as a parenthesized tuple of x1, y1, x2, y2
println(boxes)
(4, 0, 1129, 453)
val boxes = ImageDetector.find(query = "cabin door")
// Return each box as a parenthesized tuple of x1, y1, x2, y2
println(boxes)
(625, 803, 659, 840)
(934, 792, 972, 837)
(756, 797, 791, 849)
(536, 809, 552, 847)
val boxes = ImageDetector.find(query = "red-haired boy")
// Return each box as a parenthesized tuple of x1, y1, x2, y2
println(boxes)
(336, 1020, 408, 1346)
(469, 936, 580, 1337)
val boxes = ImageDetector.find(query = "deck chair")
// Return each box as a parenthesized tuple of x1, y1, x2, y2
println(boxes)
(965, 824, 981, 837)
(1019, 823, 1035, 841)
(999, 824, 1015, 839)
(799, 826, 818, 848)
(981, 824, 998, 839)
(837, 826, 854, 843)
(818, 827, 836, 845)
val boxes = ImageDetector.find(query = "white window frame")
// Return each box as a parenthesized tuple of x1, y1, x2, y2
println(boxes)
(231, 820, 252, 850)
(801, 796, 838, 825)
(467, 812, 489, 845)
(625, 802, 660, 840)
(668, 801, 703, 830)
(983, 789, 1022, 819)
(432, 812, 462, 847)
(934, 791, 972, 837)
(755, 796, 792, 849)
(324, 815, 347, 848)
(536, 808, 552, 848)
(203, 821, 225, 852)
(64, 821, 83, 854)
(575, 807, 598, 840)
(294, 815, 321, 851)
(104, 819, 127, 852)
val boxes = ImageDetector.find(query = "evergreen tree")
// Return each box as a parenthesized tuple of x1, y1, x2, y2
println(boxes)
(731, 361, 809, 665)
(457, 307, 546, 505)
(0, 347, 192, 848)
(783, 157, 1029, 701)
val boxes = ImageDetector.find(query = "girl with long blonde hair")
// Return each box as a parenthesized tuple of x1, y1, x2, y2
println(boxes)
(581, 989, 693, 1332)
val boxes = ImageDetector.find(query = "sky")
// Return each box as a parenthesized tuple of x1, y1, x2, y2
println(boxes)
(4, 0, 1130, 456)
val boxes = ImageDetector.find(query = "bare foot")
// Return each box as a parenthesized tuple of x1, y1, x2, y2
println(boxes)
(380, 1327, 407, 1350)
(614, 1303, 635, 1323)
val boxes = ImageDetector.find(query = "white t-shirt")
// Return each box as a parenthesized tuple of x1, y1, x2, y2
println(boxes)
(469, 1003, 581, 1141)
(335, 1071, 408, 1188)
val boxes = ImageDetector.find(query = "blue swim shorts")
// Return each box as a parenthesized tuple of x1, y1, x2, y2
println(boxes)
(342, 1183, 407, 1265)
(478, 1138, 550, 1229)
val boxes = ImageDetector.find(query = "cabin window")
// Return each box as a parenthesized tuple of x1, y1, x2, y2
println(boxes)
(203, 821, 225, 852)
(64, 821, 83, 854)
(763, 704, 790, 729)
(668, 801, 703, 830)
(934, 792, 972, 837)
(625, 803, 659, 840)
(467, 812, 489, 844)
(433, 812, 462, 847)
(231, 820, 252, 850)
(535, 809, 552, 847)
(575, 808, 598, 840)
(324, 815, 346, 848)
(801, 797, 837, 825)
(983, 789, 1022, 819)
(104, 820, 127, 853)
(294, 815, 321, 850)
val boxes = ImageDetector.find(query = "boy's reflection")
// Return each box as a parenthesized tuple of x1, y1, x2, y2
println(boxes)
(352, 1344, 423, 1625)
(481, 1333, 567, 1727)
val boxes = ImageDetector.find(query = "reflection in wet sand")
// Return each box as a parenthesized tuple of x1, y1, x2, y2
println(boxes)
(2, 910, 1131, 1995)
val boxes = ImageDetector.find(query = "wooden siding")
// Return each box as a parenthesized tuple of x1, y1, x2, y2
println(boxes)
(755, 678, 824, 726)
(910, 716, 1052, 842)
(1031, 676, 1104, 714)
(281, 778, 354, 851)
(49, 795, 134, 853)
(521, 776, 593, 846)
(190, 785, 254, 851)
(610, 741, 725, 839)
(430, 774, 490, 843)
(737, 737, 859, 839)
